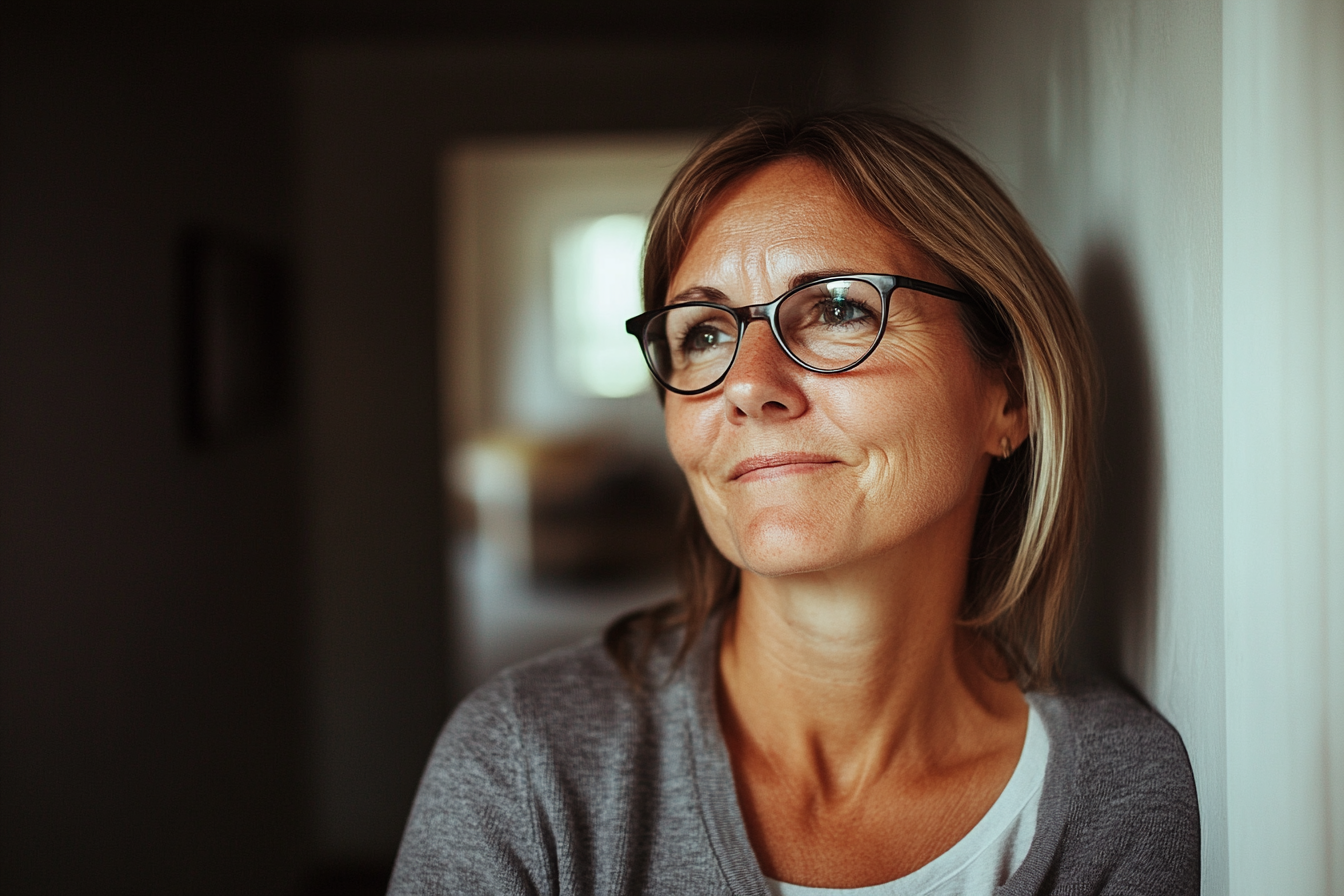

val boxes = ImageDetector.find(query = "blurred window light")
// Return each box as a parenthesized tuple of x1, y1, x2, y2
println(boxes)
(552, 214, 650, 398)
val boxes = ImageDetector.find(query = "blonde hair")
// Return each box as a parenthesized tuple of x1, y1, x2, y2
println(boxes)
(606, 110, 1096, 689)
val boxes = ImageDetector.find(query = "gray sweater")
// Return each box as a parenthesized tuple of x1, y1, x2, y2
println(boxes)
(390, 620, 1200, 895)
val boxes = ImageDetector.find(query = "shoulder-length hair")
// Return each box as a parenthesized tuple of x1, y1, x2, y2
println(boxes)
(605, 110, 1096, 690)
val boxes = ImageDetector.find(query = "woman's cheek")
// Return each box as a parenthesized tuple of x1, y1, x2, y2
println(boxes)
(661, 400, 747, 566)
(664, 398, 716, 479)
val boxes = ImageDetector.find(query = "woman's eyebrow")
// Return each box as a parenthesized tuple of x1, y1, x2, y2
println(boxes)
(788, 269, 861, 290)
(670, 271, 866, 305)
(667, 285, 730, 305)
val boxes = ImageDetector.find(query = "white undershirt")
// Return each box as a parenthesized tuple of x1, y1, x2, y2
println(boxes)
(765, 701, 1048, 896)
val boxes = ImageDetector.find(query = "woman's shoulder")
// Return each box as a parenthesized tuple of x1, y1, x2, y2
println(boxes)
(438, 623, 691, 773)
(489, 634, 632, 708)
(391, 628, 699, 894)
(1013, 680, 1201, 895)
(1032, 679, 1196, 787)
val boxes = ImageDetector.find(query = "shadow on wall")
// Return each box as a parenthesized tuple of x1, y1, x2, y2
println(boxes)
(1069, 241, 1160, 685)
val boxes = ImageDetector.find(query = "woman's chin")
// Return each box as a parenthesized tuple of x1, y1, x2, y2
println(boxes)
(727, 524, 855, 580)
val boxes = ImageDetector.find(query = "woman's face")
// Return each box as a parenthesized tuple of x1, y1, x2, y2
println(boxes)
(663, 159, 1020, 579)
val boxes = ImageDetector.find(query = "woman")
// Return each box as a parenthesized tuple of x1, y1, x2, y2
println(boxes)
(391, 111, 1199, 895)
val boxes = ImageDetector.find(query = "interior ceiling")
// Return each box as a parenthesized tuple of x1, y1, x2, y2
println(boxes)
(2, 0, 841, 41)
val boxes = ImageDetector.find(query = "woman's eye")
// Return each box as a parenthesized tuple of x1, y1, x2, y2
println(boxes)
(661, 306, 738, 367)
(684, 324, 730, 354)
(817, 298, 872, 326)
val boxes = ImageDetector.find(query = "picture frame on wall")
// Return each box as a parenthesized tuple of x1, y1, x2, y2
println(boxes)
(177, 228, 290, 447)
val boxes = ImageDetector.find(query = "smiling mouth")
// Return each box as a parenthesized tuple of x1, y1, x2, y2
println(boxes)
(729, 452, 841, 482)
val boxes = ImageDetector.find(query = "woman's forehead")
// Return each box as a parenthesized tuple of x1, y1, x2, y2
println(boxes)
(670, 159, 933, 296)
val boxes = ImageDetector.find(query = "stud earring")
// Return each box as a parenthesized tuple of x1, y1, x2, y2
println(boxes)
(1000, 436, 1012, 459)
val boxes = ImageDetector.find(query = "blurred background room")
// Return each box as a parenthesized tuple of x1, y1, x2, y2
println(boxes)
(1, 1, 1339, 894)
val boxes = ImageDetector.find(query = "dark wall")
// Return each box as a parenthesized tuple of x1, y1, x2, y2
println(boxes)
(0, 31, 303, 896)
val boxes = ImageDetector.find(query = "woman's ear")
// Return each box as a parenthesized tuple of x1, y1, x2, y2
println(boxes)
(987, 359, 1030, 455)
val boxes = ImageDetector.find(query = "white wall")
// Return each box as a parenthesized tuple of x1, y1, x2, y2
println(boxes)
(868, 0, 1342, 891)
(1223, 1, 1344, 892)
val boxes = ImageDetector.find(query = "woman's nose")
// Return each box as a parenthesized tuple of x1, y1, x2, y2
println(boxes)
(721, 321, 808, 422)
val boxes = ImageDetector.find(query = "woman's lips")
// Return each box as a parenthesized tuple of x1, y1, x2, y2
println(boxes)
(729, 452, 840, 482)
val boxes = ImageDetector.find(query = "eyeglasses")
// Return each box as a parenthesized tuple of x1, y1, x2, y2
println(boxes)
(624, 274, 975, 395)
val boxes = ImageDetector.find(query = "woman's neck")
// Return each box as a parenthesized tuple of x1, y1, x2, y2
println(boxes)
(717, 549, 1023, 798)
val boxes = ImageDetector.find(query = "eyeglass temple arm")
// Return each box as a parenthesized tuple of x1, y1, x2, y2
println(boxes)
(894, 276, 976, 304)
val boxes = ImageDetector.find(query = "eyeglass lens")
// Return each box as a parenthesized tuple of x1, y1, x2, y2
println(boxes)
(640, 279, 888, 393)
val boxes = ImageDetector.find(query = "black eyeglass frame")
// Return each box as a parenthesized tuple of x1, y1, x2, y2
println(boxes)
(624, 273, 976, 396)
